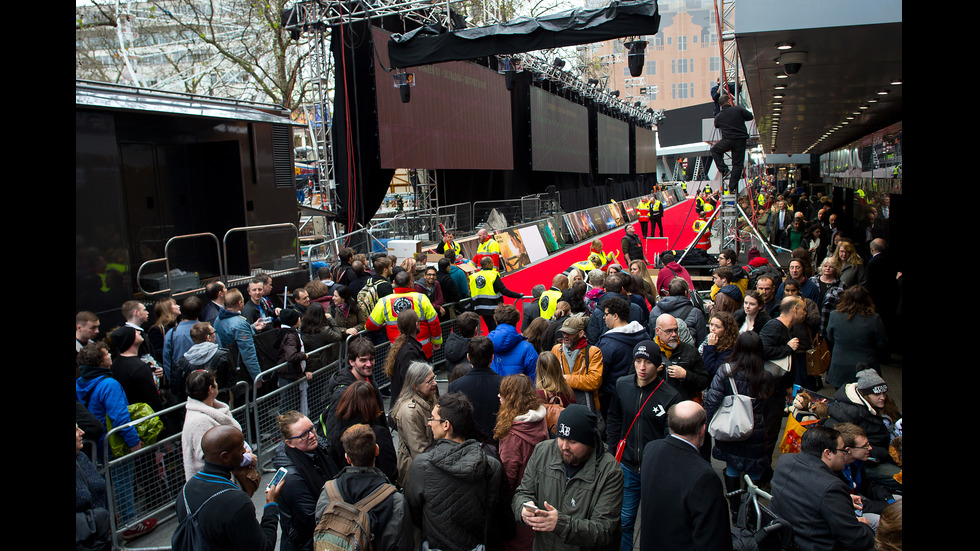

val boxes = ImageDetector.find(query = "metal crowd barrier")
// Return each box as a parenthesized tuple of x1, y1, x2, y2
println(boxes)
(99, 295, 526, 549)
(98, 340, 339, 550)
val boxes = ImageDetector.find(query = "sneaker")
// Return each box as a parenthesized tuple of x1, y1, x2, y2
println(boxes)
(122, 518, 158, 541)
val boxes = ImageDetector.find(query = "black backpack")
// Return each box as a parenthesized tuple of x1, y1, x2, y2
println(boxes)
(172, 487, 236, 551)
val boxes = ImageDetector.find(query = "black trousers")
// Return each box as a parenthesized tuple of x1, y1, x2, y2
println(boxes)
(711, 137, 748, 192)
(650, 216, 664, 237)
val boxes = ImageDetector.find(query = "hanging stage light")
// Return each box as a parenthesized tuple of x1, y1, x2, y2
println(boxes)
(394, 71, 415, 103)
(498, 55, 519, 91)
(624, 39, 648, 77)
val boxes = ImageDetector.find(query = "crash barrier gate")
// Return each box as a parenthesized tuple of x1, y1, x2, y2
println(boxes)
(98, 295, 523, 549)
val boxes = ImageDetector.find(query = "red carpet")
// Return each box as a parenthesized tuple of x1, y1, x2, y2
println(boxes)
(491, 198, 704, 330)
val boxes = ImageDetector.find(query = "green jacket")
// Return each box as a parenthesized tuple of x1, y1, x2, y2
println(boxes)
(512, 439, 623, 551)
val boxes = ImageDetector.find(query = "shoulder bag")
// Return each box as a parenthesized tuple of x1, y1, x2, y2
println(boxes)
(707, 364, 755, 442)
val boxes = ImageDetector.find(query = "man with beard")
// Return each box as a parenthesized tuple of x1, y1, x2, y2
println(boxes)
(513, 404, 624, 551)
(652, 313, 711, 460)
(550, 316, 605, 414)
(652, 315, 709, 403)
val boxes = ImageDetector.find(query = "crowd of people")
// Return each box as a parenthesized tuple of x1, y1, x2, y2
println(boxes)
(76, 186, 902, 551)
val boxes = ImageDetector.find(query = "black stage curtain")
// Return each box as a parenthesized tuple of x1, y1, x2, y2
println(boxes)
(388, 0, 661, 68)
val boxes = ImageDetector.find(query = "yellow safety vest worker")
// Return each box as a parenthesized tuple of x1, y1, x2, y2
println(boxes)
(636, 200, 650, 222)
(538, 288, 563, 320)
(651, 199, 663, 217)
(366, 288, 442, 357)
(469, 269, 503, 313)
(474, 237, 502, 271)
(572, 260, 596, 274)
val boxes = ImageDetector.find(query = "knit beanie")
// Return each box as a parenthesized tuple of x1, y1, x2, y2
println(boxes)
(856, 368, 887, 395)
(555, 404, 599, 447)
(110, 326, 137, 354)
(719, 284, 743, 303)
(279, 308, 300, 328)
(632, 340, 662, 365)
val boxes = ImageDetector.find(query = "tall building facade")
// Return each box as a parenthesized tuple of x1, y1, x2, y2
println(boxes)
(591, 1, 721, 112)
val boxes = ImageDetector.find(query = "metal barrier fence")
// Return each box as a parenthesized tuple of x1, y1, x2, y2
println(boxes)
(249, 342, 344, 471)
(98, 341, 339, 549)
(98, 296, 525, 549)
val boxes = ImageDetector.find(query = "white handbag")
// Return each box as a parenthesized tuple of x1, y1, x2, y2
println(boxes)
(708, 364, 755, 442)
(764, 355, 791, 378)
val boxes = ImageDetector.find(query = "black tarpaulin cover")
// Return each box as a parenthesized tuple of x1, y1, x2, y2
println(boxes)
(387, 0, 660, 68)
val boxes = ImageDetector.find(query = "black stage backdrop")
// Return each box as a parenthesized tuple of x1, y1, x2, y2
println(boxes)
(332, 19, 658, 229)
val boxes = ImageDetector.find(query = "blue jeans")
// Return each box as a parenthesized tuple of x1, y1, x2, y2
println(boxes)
(621, 463, 641, 551)
(725, 464, 763, 481)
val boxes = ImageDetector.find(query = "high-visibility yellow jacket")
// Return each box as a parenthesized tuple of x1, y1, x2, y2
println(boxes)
(366, 287, 442, 358)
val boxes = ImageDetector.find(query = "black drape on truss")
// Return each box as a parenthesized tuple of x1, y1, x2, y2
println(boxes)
(387, 0, 661, 68)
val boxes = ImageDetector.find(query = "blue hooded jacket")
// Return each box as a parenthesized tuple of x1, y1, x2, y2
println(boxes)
(487, 323, 538, 380)
(75, 365, 140, 452)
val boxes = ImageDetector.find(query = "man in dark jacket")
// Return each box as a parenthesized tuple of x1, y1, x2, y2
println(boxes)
(405, 393, 511, 551)
(314, 424, 411, 551)
(710, 93, 753, 193)
(444, 311, 481, 374)
(437, 257, 463, 309)
(586, 273, 642, 345)
(605, 341, 682, 551)
(174, 425, 283, 550)
(171, 322, 233, 402)
(448, 336, 503, 440)
(649, 277, 707, 346)
(318, 337, 384, 439)
(770, 426, 876, 551)
(652, 315, 710, 402)
(595, 297, 650, 420)
(639, 401, 731, 551)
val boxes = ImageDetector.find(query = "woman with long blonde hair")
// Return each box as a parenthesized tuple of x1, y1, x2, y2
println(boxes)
(629, 259, 655, 299)
(533, 351, 575, 408)
(830, 239, 866, 288)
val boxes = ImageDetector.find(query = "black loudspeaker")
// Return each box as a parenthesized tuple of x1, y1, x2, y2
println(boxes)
(625, 40, 648, 77)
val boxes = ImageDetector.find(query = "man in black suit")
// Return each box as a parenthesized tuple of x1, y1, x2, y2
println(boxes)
(768, 199, 792, 248)
(447, 335, 502, 440)
(865, 238, 897, 360)
(639, 401, 732, 551)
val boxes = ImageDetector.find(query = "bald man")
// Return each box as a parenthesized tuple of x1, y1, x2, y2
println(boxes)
(639, 402, 731, 550)
(173, 425, 284, 550)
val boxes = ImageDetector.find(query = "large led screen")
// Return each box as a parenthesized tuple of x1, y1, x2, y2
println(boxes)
(530, 86, 589, 173)
(636, 126, 658, 174)
(597, 113, 629, 174)
(372, 27, 513, 170)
